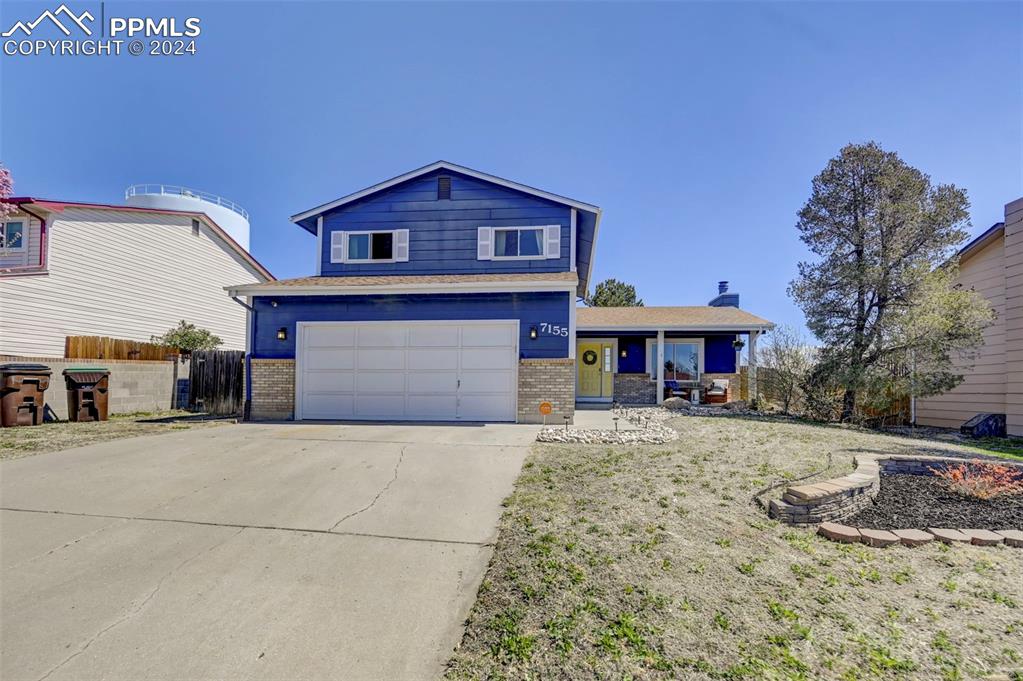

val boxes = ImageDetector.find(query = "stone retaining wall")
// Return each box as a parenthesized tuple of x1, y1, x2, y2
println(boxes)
(770, 453, 1023, 526)
(249, 358, 295, 420)
(518, 358, 575, 424)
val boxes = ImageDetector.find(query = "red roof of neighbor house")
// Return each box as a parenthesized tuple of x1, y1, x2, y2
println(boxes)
(577, 306, 773, 330)
(5, 197, 274, 281)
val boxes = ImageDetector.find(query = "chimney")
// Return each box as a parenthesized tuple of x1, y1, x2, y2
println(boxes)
(708, 281, 739, 308)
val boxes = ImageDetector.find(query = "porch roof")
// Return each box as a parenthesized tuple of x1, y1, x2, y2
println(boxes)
(576, 306, 773, 333)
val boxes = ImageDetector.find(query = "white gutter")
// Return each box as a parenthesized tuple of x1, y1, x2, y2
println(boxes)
(225, 280, 578, 297)
(577, 324, 774, 333)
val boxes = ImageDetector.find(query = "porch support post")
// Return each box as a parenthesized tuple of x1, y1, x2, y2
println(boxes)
(656, 329, 665, 405)
(748, 330, 759, 405)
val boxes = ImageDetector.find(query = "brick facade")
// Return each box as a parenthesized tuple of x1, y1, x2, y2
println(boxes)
(517, 358, 575, 424)
(613, 373, 657, 404)
(249, 358, 295, 420)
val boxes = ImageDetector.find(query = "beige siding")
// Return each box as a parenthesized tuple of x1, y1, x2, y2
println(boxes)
(916, 234, 1006, 428)
(0, 212, 43, 269)
(0, 207, 264, 356)
(1005, 198, 1023, 435)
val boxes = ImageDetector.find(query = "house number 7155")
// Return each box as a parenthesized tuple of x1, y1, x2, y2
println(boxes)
(539, 323, 569, 337)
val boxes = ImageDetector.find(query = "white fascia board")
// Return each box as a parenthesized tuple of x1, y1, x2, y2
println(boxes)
(576, 324, 774, 333)
(315, 216, 323, 275)
(225, 280, 578, 297)
(290, 161, 601, 223)
(582, 208, 603, 294)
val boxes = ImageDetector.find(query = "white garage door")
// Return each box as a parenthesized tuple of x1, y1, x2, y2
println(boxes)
(296, 320, 519, 422)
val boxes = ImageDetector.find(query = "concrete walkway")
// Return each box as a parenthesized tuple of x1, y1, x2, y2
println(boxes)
(0, 422, 537, 681)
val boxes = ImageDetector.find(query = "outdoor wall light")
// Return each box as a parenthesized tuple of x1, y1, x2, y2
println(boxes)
(620, 349, 628, 358)
(271, 300, 278, 308)
(277, 327, 288, 341)
(529, 326, 538, 340)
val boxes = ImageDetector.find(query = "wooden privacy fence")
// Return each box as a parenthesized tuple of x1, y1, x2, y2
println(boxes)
(65, 336, 180, 361)
(189, 350, 244, 415)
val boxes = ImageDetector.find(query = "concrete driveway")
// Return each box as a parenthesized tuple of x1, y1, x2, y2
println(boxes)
(0, 422, 536, 681)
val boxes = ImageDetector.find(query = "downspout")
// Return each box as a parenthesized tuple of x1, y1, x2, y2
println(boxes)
(14, 203, 48, 269)
(231, 295, 255, 420)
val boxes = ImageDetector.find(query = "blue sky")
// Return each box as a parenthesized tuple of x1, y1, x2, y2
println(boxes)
(2, 1, 1020, 334)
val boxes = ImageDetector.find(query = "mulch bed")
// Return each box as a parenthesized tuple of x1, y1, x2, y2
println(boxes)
(848, 474, 1023, 530)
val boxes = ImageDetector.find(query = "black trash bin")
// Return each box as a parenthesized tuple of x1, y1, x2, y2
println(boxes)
(1, 363, 52, 427)
(63, 367, 111, 422)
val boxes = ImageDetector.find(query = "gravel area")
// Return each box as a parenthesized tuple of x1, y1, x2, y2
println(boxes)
(848, 474, 1023, 530)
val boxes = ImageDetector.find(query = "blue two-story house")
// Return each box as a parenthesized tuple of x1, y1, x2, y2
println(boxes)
(227, 161, 772, 423)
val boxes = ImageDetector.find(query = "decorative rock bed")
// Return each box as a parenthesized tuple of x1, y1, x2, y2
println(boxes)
(537, 423, 678, 445)
(770, 453, 1023, 548)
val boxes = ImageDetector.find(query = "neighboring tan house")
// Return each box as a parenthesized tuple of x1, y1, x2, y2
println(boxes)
(916, 197, 1023, 435)
(226, 161, 773, 423)
(0, 196, 273, 357)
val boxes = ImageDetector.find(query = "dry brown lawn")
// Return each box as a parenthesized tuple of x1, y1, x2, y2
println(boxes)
(0, 411, 229, 459)
(447, 416, 1023, 680)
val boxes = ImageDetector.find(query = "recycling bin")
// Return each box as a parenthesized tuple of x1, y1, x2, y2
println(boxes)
(0, 363, 52, 427)
(63, 367, 111, 422)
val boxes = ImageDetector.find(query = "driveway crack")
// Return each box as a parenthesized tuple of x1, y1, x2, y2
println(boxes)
(329, 444, 407, 532)
(34, 526, 245, 681)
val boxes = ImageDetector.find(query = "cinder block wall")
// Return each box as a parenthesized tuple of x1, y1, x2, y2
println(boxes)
(249, 358, 295, 420)
(0, 355, 179, 420)
(517, 358, 575, 424)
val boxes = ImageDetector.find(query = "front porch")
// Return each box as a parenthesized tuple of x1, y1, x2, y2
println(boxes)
(573, 303, 774, 408)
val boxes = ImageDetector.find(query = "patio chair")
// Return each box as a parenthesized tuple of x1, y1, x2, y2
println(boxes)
(705, 379, 730, 404)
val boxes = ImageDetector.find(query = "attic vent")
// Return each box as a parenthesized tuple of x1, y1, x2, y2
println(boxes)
(437, 176, 451, 200)
(191, 218, 200, 236)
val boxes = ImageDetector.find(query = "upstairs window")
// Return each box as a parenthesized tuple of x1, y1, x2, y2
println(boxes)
(330, 229, 409, 263)
(0, 220, 25, 251)
(495, 227, 544, 258)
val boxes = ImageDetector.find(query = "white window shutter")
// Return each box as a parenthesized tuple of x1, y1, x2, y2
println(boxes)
(477, 227, 493, 260)
(545, 225, 561, 259)
(394, 229, 410, 262)
(330, 231, 345, 263)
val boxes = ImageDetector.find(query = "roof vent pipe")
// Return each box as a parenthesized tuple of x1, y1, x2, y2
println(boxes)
(718, 281, 729, 294)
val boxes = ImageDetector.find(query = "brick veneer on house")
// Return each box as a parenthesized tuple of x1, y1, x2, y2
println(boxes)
(613, 373, 656, 404)
(249, 358, 295, 420)
(518, 358, 575, 424)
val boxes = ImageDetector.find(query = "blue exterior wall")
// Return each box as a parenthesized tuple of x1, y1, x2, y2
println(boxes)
(252, 291, 571, 359)
(319, 169, 573, 277)
(578, 332, 739, 373)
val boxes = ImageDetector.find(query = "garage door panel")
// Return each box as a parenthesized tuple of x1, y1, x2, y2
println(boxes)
(407, 349, 458, 371)
(356, 395, 405, 417)
(356, 372, 406, 393)
(304, 348, 355, 371)
(407, 395, 458, 419)
(409, 325, 459, 347)
(459, 371, 514, 393)
(461, 324, 517, 347)
(358, 326, 407, 347)
(302, 393, 354, 419)
(407, 372, 458, 393)
(299, 321, 517, 422)
(306, 327, 356, 348)
(461, 348, 516, 370)
(459, 395, 514, 421)
(303, 371, 355, 392)
(358, 349, 405, 370)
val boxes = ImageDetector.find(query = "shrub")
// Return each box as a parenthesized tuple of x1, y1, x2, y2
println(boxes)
(935, 459, 1023, 500)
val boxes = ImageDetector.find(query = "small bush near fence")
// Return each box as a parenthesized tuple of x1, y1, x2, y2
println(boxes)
(65, 335, 180, 361)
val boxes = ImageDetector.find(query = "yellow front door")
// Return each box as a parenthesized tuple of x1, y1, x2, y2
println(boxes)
(577, 342, 614, 398)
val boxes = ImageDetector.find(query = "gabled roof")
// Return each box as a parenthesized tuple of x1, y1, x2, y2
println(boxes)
(577, 306, 773, 332)
(226, 271, 577, 297)
(957, 222, 1004, 262)
(6, 197, 274, 281)
(290, 160, 601, 225)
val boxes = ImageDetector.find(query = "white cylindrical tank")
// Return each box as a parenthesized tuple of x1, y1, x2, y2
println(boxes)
(125, 184, 251, 251)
